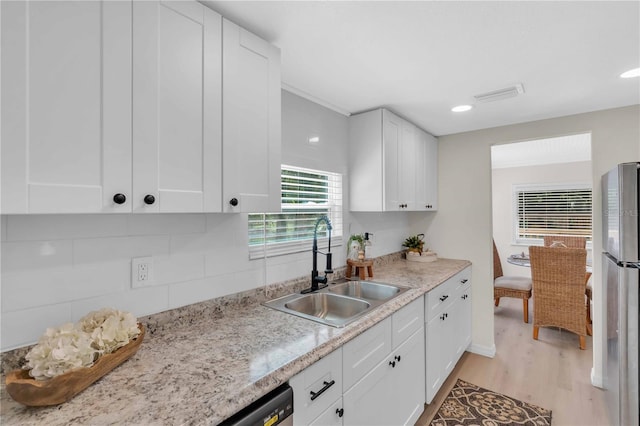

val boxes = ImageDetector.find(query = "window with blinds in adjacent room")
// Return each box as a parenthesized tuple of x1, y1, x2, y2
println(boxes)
(513, 184, 592, 245)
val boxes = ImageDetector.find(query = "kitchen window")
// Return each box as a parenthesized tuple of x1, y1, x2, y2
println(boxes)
(513, 183, 592, 246)
(248, 165, 343, 259)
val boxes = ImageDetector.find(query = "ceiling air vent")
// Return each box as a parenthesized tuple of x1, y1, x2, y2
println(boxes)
(474, 83, 525, 103)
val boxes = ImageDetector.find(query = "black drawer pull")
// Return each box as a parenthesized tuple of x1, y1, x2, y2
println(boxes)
(389, 360, 396, 368)
(395, 355, 401, 362)
(310, 380, 335, 401)
(461, 279, 468, 283)
(336, 408, 344, 418)
(439, 295, 449, 302)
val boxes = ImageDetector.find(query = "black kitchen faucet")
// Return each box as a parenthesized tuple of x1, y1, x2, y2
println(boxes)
(302, 215, 333, 293)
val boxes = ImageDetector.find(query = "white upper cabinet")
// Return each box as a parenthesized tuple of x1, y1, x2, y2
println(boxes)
(416, 128, 438, 210)
(349, 108, 437, 212)
(222, 19, 281, 213)
(2, 1, 281, 215)
(1, 1, 132, 213)
(133, 1, 222, 213)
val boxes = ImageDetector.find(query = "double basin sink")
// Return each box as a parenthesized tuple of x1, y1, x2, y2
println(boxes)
(263, 280, 410, 328)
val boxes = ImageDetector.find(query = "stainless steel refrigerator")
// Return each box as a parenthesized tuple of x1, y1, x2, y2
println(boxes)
(603, 162, 639, 426)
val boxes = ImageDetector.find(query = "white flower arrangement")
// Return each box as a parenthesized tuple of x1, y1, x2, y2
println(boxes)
(24, 309, 140, 381)
(79, 308, 140, 355)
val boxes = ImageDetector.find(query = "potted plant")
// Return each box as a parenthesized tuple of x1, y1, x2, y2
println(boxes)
(402, 233, 425, 255)
(347, 233, 366, 260)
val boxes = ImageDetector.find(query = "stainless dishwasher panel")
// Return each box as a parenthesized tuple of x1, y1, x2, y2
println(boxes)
(220, 384, 293, 426)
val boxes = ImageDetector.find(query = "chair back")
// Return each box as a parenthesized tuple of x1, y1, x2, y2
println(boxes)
(492, 240, 503, 280)
(542, 235, 586, 249)
(529, 245, 587, 336)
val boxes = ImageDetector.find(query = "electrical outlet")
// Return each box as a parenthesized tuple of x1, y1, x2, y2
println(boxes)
(132, 257, 154, 288)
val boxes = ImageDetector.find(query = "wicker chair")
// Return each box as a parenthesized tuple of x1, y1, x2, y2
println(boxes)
(529, 246, 588, 349)
(543, 235, 592, 334)
(543, 235, 586, 248)
(493, 241, 532, 323)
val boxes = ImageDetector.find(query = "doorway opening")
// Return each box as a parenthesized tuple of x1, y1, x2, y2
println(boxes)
(490, 132, 594, 355)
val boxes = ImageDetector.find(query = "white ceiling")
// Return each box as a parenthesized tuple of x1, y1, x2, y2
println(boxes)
(491, 133, 591, 169)
(203, 1, 640, 137)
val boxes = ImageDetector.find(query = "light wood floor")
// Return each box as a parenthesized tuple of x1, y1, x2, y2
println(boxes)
(415, 297, 610, 426)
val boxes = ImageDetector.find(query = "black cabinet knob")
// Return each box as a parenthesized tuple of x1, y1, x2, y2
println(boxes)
(336, 408, 344, 418)
(144, 194, 155, 205)
(229, 198, 239, 207)
(113, 193, 126, 204)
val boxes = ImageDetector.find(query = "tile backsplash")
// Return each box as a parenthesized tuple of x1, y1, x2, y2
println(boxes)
(0, 213, 320, 351)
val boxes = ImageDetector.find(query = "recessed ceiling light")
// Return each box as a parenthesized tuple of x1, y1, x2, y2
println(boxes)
(451, 105, 473, 112)
(620, 67, 640, 78)
(308, 136, 320, 143)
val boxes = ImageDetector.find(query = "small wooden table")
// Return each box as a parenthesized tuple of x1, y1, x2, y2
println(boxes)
(346, 258, 374, 280)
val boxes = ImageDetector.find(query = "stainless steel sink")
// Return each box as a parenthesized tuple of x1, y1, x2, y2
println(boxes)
(264, 293, 372, 328)
(262, 281, 410, 328)
(328, 281, 407, 301)
(287, 293, 371, 321)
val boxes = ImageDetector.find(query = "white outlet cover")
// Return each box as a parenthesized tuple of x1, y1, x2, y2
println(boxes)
(131, 256, 154, 288)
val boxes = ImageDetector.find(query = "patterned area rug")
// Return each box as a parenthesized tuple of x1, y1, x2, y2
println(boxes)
(430, 379, 552, 426)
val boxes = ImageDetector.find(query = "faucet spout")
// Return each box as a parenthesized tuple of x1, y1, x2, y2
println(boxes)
(302, 216, 333, 294)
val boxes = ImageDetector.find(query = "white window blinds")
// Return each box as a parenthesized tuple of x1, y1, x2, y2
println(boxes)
(514, 184, 592, 243)
(249, 165, 343, 258)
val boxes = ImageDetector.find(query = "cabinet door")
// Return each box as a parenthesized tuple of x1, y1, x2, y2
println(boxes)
(425, 300, 457, 403)
(399, 121, 417, 210)
(343, 354, 395, 426)
(455, 284, 472, 360)
(343, 329, 424, 426)
(222, 19, 281, 213)
(415, 129, 438, 211)
(382, 110, 402, 211)
(309, 397, 344, 426)
(425, 312, 444, 403)
(1, 1, 131, 213)
(390, 329, 425, 426)
(133, 1, 221, 213)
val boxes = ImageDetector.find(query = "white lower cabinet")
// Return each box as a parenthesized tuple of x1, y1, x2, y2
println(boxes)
(309, 398, 344, 426)
(290, 296, 425, 426)
(290, 348, 342, 426)
(343, 328, 424, 426)
(454, 283, 472, 360)
(425, 266, 472, 403)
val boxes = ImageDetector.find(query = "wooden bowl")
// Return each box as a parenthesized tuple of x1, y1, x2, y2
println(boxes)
(5, 324, 145, 407)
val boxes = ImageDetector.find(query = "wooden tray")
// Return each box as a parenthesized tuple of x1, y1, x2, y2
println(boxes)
(406, 252, 437, 263)
(5, 323, 145, 407)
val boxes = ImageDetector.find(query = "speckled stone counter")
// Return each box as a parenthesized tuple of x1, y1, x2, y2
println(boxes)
(0, 256, 470, 425)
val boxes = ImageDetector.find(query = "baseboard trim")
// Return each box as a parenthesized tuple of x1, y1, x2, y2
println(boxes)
(591, 367, 604, 388)
(468, 343, 496, 358)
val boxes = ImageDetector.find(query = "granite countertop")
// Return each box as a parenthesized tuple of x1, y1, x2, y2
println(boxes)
(0, 257, 471, 425)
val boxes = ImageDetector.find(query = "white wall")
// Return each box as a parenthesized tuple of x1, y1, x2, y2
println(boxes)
(0, 90, 416, 351)
(492, 160, 592, 278)
(414, 104, 640, 385)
